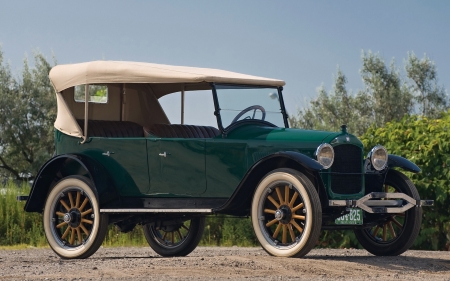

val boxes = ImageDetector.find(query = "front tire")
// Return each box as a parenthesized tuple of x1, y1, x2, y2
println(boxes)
(43, 176, 108, 259)
(251, 168, 322, 258)
(354, 170, 422, 256)
(143, 217, 205, 257)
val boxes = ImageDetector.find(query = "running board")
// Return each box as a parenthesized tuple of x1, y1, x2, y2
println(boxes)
(329, 192, 434, 214)
(100, 208, 213, 213)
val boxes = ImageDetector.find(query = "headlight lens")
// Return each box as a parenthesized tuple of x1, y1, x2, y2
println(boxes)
(315, 143, 334, 169)
(369, 145, 388, 171)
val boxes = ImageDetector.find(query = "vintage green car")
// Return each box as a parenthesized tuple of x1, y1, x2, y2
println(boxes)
(21, 61, 432, 259)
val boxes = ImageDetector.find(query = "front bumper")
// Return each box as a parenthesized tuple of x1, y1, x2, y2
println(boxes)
(329, 192, 434, 214)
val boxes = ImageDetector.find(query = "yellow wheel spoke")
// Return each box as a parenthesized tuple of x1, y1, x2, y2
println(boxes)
(372, 226, 381, 236)
(79, 198, 89, 212)
(60, 200, 70, 211)
(81, 218, 93, 224)
(384, 184, 389, 193)
(266, 218, 278, 227)
(392, 217, 403, 228)
(76, 227, 82, 244)
(275, 187, 284, 205)
(264, 208, 276, 214)
(291, 220, 303, 233)
(80, 223, 90, 236)
(68, 192, 74, 208)
(56, 221, 67, 228)
(61, 226, 71, 240)
(288, 224, 296, 242)
(292, 215, 305, 220)
(282, 225, 287, 244)
(81, 208, 93, 217)
(284, 186, 289, 206)
(162, 232, 168, 240)
(177, 230, 183, 240)
(289, 192, 298, 208)
(272, 223, 282, 238)
(171, 232, 174, 244)
(387, 222, 396, 238)
(292, 203, 304, 212)
(382, 225, 387, 241)
(181, 224, 189, 231)
(267, 195, 280, 209)
(76, 191, 81, 208)
(70, 228, 76, 245)
(56, 212, 65, 217)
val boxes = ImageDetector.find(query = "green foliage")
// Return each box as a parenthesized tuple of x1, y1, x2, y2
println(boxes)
(360, 112, 450, 250)
(0, 181, 47, 246)
(200, 216, 258, 247)
(0, 47, 56, 180)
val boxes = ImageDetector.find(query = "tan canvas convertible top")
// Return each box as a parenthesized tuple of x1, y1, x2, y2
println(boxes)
(49, 61, 285, 92)
(49, 61, 285, 140)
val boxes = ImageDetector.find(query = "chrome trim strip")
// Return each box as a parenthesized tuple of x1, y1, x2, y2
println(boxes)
(100, 208, 213, 213)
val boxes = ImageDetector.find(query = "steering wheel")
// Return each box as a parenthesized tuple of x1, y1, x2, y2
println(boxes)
(231, 105, 266, 123)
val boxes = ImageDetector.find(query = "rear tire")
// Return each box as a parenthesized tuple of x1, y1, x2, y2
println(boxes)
(354, 170, 422, 256)
(143, 217, 205, 257)
(251, 168, 322, 258)
(43, 176, 108, 259)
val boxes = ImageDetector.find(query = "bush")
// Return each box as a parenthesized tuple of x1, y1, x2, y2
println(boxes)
(360, 112, 450, 250)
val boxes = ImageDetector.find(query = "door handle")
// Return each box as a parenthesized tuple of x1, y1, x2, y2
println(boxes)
(102, 151, 115, 157)
(159, 152, 169, 157)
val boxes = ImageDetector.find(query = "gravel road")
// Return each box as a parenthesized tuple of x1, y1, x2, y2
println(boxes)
(0, 246, 449, 281)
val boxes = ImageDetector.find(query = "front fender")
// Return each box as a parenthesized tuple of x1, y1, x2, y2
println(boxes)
(388, 154, 421, 173)
(24, 154, 120, 213)
(213, 151, 324, 215)
(275, 151, 324, 171)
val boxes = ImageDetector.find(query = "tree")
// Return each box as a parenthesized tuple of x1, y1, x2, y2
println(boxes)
(360, 51, 413, 126)
(291, 51, 448, 135)
(0, 47, 56, 181)
(406, 52, 448, 118)
(289, 68, 372, 136)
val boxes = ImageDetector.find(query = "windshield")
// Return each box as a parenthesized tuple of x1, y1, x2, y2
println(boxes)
(215, 85, 285, 129)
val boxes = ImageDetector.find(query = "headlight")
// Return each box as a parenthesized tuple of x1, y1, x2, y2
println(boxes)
(368, 145, 388, 171)
(315, 143, 334, 169)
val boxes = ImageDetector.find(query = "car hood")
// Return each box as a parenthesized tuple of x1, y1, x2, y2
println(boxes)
(225, 125, 340, 143)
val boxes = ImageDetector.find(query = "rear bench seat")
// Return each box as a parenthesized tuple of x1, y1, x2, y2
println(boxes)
(77, 120, 144, 138)
(76, 120, 219, 139)
(144, 124, 220, 138)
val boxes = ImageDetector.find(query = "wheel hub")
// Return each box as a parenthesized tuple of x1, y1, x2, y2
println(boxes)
(66, 208, 82, 228)
(275, 205, 292, 224)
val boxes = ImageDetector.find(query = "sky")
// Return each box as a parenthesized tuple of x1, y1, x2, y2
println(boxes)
(1, 0, 449, 125)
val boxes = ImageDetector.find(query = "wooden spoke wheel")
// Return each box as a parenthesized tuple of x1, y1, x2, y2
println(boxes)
(252, 168, 321, 258)
(43, 176, 108, 259)
(354, 170, 422, 256)
(143, 217, 205, 257)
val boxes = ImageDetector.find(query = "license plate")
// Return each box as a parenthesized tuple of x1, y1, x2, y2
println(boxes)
(335, 208, 363, 225)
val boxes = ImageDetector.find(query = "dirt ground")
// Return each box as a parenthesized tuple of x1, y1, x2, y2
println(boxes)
(0, 246, 449, 281)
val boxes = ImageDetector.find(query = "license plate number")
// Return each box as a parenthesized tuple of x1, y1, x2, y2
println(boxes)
(335, 208, 363, 225)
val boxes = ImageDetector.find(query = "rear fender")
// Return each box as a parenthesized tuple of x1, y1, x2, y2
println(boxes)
(24, 154, 120, 213)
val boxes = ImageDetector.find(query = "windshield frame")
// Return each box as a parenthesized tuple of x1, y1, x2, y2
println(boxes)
(210, 83, 289, 134)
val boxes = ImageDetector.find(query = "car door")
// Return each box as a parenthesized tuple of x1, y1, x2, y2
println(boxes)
(78, 138, 150, 196)
(147, 137, 206, 195)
